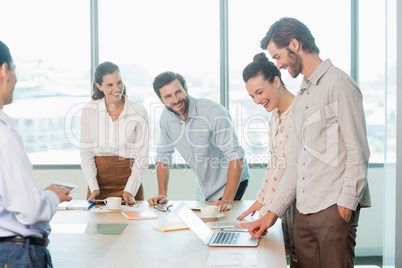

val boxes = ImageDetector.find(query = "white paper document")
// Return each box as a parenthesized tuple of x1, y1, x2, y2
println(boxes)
(207, 250, 257, 266)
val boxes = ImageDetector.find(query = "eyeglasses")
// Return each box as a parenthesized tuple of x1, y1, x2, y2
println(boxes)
(153, 203, 173, 212)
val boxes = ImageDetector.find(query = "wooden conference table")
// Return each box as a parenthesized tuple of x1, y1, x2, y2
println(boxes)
(48, 200, 287, 268)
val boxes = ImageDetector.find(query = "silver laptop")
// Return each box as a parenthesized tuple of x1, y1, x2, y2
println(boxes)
(174, 202, 259, 247)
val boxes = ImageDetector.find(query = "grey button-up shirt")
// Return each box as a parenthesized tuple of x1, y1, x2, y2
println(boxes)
(269, 59, 371, 217)
(155, 95, 250, 201)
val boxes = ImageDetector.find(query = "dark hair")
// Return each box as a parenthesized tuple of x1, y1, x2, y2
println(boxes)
(0, 40, 13, 70)
(91, 61, 127, 100)
(152, 71, 187, 98)
(242, 52, 284, 86)
(260, 17, 320, 54)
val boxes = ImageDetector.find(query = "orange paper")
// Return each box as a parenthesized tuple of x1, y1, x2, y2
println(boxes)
(122, 211, 158, 220)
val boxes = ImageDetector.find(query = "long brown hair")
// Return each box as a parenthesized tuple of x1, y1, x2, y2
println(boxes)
(91, 61, 127, 100)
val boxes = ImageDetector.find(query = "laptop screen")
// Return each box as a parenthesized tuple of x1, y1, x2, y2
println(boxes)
(174, 203, 212, 243)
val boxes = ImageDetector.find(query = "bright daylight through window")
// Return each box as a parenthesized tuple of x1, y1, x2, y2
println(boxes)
(1, 0, 385, 165)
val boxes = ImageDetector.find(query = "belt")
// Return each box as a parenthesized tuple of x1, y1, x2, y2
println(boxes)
(0, 236, 49, 247)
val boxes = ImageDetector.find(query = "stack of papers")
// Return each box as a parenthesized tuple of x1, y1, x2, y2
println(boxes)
(58, 200, 95, 210)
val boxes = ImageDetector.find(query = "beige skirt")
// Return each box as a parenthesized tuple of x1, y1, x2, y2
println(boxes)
(86, 155, 144, 201)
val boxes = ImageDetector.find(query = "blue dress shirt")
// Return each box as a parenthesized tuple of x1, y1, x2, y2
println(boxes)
(155, 96, 250, 201)
(0, 110, 59, 238)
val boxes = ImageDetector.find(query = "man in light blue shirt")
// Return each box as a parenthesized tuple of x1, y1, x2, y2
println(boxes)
(0, 40, 72, 268)
(148, 71, 249, 211)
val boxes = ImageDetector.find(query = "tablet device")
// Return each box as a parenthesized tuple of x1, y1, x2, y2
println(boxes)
(52, 181, 79, 194)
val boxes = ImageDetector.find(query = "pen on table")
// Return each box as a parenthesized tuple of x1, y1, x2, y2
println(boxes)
(94, 199, 126, 204)
(94, 205, 139, 209)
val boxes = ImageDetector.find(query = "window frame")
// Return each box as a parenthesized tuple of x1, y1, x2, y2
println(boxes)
(32, 0, 380, 168)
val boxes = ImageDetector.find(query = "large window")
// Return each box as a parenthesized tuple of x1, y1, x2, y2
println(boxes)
(228, 0, 351, 164)
(1, 0, 90, 164)
(383, 0, 397, 265)
(359, 0, 387, 163)
(97, 0, 220, 165)
(1, 0, 385, 165)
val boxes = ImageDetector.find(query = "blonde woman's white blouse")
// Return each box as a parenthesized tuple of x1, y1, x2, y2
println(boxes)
(80, 97, 149, 196)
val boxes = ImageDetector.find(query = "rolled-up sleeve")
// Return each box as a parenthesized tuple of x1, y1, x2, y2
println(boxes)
(155, 116, 174, 166)
(124, 111, 150, 196)
(1, 139, 59, 225)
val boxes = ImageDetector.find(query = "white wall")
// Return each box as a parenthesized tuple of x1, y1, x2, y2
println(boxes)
(34, 165, 383, 256)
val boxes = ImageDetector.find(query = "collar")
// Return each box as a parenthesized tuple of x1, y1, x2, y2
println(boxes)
(98, 96, 135, 116)
(0, 109, 14, 128)
(279, 102, 293, 120)
(273, 101, 293, 121)
(299, 59, 333, 95)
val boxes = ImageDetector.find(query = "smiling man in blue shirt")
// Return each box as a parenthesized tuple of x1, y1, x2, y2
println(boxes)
(148, 71, 250, 211)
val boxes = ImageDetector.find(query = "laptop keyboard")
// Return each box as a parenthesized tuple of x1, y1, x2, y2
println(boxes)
(212, 232, 239, 244)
